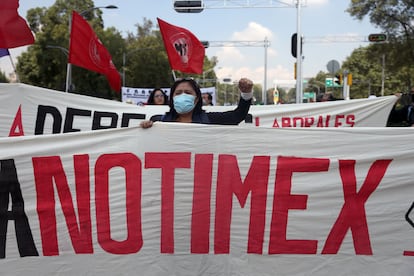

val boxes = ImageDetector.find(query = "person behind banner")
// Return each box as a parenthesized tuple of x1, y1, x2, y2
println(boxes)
(387, 88, 414, 127)
(202, 92, 214, 106)
(317, 92, 337, 102)
(147, 88, 169, 105)
(140, 78, 253, 128)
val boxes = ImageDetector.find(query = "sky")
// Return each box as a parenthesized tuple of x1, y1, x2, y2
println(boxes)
(1, 0, 381, 89)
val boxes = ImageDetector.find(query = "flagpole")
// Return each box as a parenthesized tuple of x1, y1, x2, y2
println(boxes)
(8, 53, 20, 83)
(66, 12, 72, 92)
(172, 70, 177, 81)
(66, 6, 118, 93)
(65, 63, 72, 92)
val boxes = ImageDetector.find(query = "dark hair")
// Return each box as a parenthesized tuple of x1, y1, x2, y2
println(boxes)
(167, 78, 203, 118)
(147, 88, 168, 105)
(202, 93, 213, 106)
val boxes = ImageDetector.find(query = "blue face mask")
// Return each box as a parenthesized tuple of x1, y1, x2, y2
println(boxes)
(173, 94, 196, 114)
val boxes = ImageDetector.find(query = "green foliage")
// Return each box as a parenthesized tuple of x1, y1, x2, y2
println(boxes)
(17, 0, 116, 97)
(0, 71, 8, 83)
(16, 3, 218, 100)
(304, 1, 414, 99)
(344, 0, 414, 95)
(124, 19, 172, 88)
(306, 71, 328, 96)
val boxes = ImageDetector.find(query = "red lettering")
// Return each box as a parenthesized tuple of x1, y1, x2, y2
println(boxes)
(214, 155, 270, 254)
(322, 159, 392, 255)
(261, 115, 356, 128)
(9, 105, 24, 137)
(95, 153, 143, 254)
(33, 155, 92, 256)
(145, 152, 191, 253)
(191, 154, 213, 253)
(334, 115, 345, 127)
(293, 117, 304, 127)
(281, 117, 291, 127)
(269, 156, 329, 254)
(325, 115, 331, 127)
(317, 116, 324, 127)
(272, 118, 280, 128)
(304, 117, 314, 127)
(346, 114, 355, 127)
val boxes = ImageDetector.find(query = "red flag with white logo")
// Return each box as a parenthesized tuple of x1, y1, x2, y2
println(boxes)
(157, 18, 205, 74)
(68, 11, 121, 92)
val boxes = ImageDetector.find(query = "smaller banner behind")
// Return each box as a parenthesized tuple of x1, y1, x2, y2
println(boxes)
(0, 84, 397, 137)
(121, 86, 216, 105)
(0, 125, 414, 275)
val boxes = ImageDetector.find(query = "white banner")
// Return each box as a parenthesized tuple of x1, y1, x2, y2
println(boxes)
(0, 124, 414, 275)
(122, 86, 216, 105)
(121, 86, 169, 105)
(0, 84, 397, 137)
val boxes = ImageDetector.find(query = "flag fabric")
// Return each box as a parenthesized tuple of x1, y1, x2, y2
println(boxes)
(157, 18, 205, 74)
(0, 48, 10, 58)
(0, 0, 35, 48)
(68, 11, 121, 92)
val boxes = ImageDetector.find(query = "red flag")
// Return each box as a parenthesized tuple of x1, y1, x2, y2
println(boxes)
(68, 11, 121, 92)
(157, 18, 205, 74)
(0, 0, 35, 48)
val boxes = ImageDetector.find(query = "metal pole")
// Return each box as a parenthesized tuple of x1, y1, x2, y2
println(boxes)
(295, 0, 302, 103)
(381, 54, 385, 96)
(46, 45, 69, 90)
(263, 37, 268, 105)
(65, 13, 72, 92)
(342, 71, 350, 100)
(224, 83, 227, 104)
(7, 54, 19, 82)
(122, 52, 126, 87)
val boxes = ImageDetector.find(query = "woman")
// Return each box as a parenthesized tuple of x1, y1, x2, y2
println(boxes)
(140, 77, 253, 128)
(202, 93, 214, 106)
(147, 88, 168, 105)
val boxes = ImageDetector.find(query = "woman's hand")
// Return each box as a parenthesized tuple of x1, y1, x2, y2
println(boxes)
(140, 120, 153, 129)
(238, 78, 253, 93)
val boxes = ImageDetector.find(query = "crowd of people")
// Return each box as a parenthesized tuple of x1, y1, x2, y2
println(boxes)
(141, 79, 414, 128)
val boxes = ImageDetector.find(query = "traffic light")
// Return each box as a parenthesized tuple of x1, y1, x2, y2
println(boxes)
(347, 73, 352, 86)
(291, 33, 302, 58)
(291, 33, 297, 58)
(334, 74, 342, 85)
(368, 33, 387, 42)
(173, 1, 204, 13)
(294, 62, 297, 79)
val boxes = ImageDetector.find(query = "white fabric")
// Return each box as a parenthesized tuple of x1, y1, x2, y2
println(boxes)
(240, 91, 253, 100)
(121, 86, 217, 105)
(0, 83, 397, 138)
(0, 124, 414, 275)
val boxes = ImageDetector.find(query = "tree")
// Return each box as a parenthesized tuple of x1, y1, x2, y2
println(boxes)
(307, 71, 328, 95)
(17, 0, 125, 99)
(124, 19, 171, 88)
(124, 18, 219, 89)
(346, 0, 414, 90)
(0, 71, 8, 83)
(17, 2, 219, 100)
